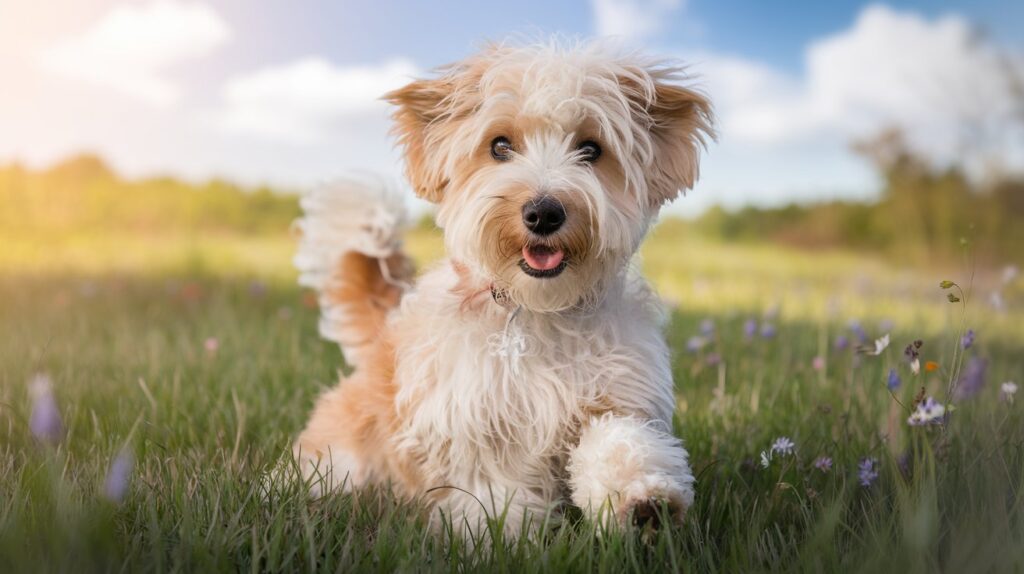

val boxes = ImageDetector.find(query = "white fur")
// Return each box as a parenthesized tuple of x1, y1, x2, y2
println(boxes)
(568, 413, 695, 526)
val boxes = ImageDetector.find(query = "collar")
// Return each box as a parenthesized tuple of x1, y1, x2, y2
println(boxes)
(490, 284, 513, 308)
(451, 259, 516, 312)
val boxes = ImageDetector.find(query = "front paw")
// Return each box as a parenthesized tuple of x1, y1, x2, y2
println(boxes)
(572, 486, 690, 541)
(568, 414, 695, 531)
(629, 496, 671, 530)
(613, 484, 690, 530)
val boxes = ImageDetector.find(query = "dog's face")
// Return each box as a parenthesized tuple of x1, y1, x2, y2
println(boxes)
(386, 42, 713, 312)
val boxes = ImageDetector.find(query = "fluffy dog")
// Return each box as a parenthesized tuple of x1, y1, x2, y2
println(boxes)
(291, 40, 713, 539)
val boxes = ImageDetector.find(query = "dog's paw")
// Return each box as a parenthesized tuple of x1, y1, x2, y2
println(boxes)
(619, 488, 688, 526)
(630, 497, 664, 529)
(580, 479, 692, 534)
(568, 414, 695, 533)
(626, 495, 689, 539)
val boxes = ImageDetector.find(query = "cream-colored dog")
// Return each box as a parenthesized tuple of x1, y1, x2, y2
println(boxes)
(291, 40, 713, 539)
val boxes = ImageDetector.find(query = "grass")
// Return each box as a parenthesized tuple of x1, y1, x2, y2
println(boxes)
(1, 224, 1022, 572)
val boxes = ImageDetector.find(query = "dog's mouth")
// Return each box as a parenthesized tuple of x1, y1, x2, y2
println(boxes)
(519, 244, 567, 278)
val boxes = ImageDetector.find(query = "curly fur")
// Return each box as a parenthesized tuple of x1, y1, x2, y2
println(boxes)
(290, 38, 714, 540)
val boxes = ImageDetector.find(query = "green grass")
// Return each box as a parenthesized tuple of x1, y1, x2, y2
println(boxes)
(1, 228, 1022, 572)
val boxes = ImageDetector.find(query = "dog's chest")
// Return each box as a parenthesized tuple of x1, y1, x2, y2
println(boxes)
(394, 309, 615, 480)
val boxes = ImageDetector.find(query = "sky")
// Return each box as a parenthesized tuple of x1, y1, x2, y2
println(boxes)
(0, 0, 1021, 216)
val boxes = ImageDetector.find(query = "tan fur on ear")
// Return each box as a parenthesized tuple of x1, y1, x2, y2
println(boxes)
(646, 82, 715, 207)
(384, 79, 452, 203)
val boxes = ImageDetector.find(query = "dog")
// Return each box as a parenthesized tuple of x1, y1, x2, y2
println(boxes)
(291, 39, 713, 540)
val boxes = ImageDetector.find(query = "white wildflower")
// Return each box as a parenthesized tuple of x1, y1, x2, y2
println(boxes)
(1001, 381, 1018, 402)
(908, 397, 946, 426)
(872, 334, 890, 355)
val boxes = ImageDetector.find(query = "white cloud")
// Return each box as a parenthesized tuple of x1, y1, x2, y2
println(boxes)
(217, 57, 419, 143)
(11, 2, 1020, 215)
(591, 0, 683, 42)
(692, 5, 1024, 171)
(38, 0, 230, 107)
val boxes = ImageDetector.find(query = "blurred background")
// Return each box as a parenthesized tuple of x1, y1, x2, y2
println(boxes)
(1, 1, 1022, 274)
(1, 3, 1022, 568)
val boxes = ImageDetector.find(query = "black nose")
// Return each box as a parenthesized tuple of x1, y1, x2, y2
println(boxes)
(521, 196, 566, 236)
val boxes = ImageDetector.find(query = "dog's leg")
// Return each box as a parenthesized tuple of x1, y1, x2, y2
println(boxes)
(292, 384, 370, 497)
(291, 352, 407, 497)
(567, 413, 694, 529)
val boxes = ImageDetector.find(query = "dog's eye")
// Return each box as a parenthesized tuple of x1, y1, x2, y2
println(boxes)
(490, 137, 514, 161)
(577, 140, 601, 163)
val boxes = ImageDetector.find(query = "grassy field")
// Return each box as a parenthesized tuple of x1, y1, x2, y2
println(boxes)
(1, 222, 1022, 572)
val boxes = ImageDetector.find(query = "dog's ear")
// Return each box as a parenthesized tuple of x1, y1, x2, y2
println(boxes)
(643, 81, 714, 207)
(384, 79, 454, 203)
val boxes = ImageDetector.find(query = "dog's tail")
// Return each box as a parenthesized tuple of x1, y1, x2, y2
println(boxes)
(294, 177, 414, 369)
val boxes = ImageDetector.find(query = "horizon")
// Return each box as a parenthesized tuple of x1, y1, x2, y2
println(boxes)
(1, 151, 894, 221)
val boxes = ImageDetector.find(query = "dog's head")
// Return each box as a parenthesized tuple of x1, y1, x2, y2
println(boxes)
(386, 41, 713, 312)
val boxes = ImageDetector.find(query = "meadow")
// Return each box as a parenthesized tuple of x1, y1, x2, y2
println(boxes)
(1, 162, 1022, 571)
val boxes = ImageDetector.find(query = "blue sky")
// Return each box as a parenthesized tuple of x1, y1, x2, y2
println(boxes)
(1, 0, 1021, 216)
(204, 0, 1023, 72)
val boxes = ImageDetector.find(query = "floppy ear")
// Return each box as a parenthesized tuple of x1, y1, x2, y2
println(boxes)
(645, 82, 714, 207)
(384, 79, 453, 203)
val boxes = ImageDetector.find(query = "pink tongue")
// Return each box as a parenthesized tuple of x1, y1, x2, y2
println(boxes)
(522, 246, 564, 271)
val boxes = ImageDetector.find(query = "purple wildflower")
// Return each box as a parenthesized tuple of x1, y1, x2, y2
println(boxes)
(29, 374, 63, 444)
(770, 436, 795, 456)
(813, 456, 833, 473)
(248, 280, 268, 298)
(834, 335, 849, 351)
(849, 320, 868, 343)
(887, 368, 901, 391)
(954, 357, 988, 401)
(908, 396, 946, 426)
(700, 319, 715, 336)
(743, 319, 758, 340)
(103, 449, 134, 503)
(960, 329, 975, 350)
(896, 452, 912, 478)
(858, 457, 879, 487)
(760, 323, 777, 339)
(705, 352, 721, 366)
(686, 336, 706, 353)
